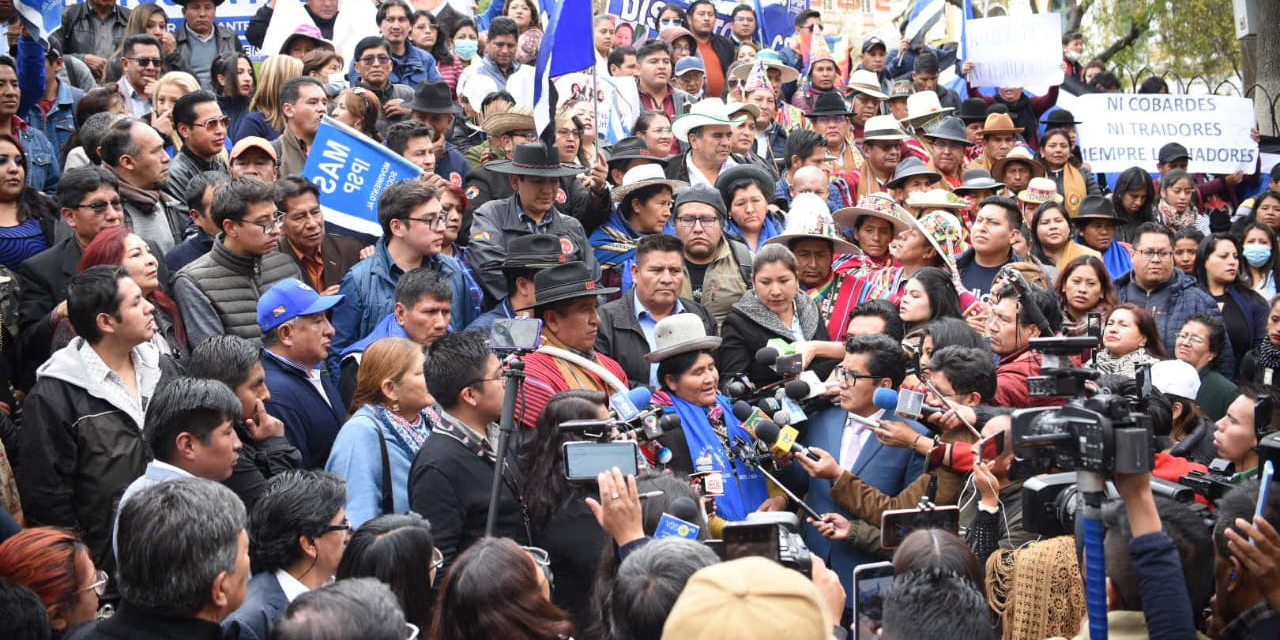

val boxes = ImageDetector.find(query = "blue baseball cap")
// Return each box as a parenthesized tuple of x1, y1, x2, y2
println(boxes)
(257, 278, 344, 332)
(675, 57, 706, 77)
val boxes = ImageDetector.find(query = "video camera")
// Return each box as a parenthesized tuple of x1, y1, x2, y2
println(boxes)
(1011, 337, 1155, 477)
(1021, 471, 1200, 537)
(558, 387, 681, 443)
(716, 512, 814, 578)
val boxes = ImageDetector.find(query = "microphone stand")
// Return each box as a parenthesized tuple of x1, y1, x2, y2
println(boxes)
(485, 355, 526, 537)
(729, 437, 824, 521)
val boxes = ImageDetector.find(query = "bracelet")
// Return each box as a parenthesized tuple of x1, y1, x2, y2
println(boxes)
(912, 434, 923, 452)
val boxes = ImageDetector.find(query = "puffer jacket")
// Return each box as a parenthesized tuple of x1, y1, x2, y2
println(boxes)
(1115, 268, 1236, 377)
(16, 339, 176, 575)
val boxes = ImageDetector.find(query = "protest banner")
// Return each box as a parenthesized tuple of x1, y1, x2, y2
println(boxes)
(1074, 93, 1259, 174)
(964, 13, 1063, 89)
(127, 0, 268, 56)
(302, 116, 423, 237)
(608, 0, 802, 50)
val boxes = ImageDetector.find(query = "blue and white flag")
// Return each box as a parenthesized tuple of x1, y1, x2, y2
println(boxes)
(533, 0, 595, 135)
(16, 0, 61, 46)
(302, 116, 422, 237)
(904, 0, 945, 48)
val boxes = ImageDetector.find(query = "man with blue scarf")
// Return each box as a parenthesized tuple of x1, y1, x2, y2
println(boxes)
(646, 314, 772, 526)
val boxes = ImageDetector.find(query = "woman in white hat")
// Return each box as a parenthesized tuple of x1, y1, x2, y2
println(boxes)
(645, 313, 773, 523)
(589, 165, 687, 291)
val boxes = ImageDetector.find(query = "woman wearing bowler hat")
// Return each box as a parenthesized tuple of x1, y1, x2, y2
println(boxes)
(645, 313, 773, 525)
(1074, 194, 1134, 280)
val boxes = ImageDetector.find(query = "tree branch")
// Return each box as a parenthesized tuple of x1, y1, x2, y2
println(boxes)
(1067, 0, 1095, 34)
(1097, 22, 1146, 62)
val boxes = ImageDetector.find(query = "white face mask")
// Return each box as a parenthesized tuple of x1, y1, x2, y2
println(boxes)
(1065, 49, 1082, 62)
(326, 77, 349, 95)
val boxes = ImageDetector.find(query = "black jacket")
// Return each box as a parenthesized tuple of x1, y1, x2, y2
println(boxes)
(532, 499, 608, 636)
(172, 25, 244, 86)
(466, 195, 599, 302)
(279, 234, 368, 292)
(706, 33, 737, 76)
(408, 416, 530, 570)
(595, 293, 717, 386)
(716, 290, 839, 388)
(461, 165, 611, 240)
(81, 601, 224, 640)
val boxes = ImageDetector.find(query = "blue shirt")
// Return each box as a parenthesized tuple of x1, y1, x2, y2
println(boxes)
(635, 292, 685, 386)
(389, 43, 443, 88)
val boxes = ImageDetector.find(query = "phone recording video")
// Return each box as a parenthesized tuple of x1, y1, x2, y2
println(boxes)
(562, 441, 639, 481)
(879, 506, 960, 549)
(853, 561, 894, 640)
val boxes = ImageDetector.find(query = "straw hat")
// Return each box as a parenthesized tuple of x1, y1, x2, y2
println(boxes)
(846, 69, 887, 100)
(1017, 177, 1063, 205)
(480, 105, 535, 137)
(899, 90, 953, 125)
(906, 188, 968, 211)
(729, 50, 799, 84)
(611, 164, 687, 203)
(832, 192, 911, 234)
(992, 146, 1045, 181)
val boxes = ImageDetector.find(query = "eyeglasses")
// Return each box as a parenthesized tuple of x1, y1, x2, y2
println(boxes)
(194, 116, 231, 132)
(1176, 333, 1206, 345)
(127, 56, 163, 67)
(75, 198, 124, 216)
(798, 23, 824, 32)
(359, 55, 393, 65)
(522, 545, 554, 586)
(81, 570, 109, 596)
(834, 366, 882, 385)
(675, 215, 719, 228)
(511, 131, 540, 141)
(645, 126, 673, 135)
(241, 211, 286, 233)
(431, 547, 445, 571)
(322, 520, 352, 535)
(1135, 249, 1173, 261)
(404, 215, 448, 229)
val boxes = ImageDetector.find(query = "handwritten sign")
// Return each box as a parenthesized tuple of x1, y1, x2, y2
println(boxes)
(1074, 94, 1259, 174)
(302, 116, 423, 236)
(965, 13, 1063, 89)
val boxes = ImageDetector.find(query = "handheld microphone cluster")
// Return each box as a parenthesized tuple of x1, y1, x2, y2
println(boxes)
(559, 387, 680, 441)
(755, 338, 804, 377)
(752, 419, 822, 463)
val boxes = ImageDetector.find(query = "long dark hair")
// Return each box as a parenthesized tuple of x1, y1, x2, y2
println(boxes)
(1241, 222, 1280, 287)
(1036, 127, 1076, 170)
(417, 10, 455, 65)
(906, 267, 962, 323)
(431, 537, 574, 640)
(1028, 200, 1075, 265)
(1110, 166, 1156, 225)
(521, 390, 607, 529)
(1194, 233, 1249, 293)
(1106, 303, 1168, 359)
(336, 513, 436, 630)
(211, 51, 255, 99)
(1054, 254, 1118, 318)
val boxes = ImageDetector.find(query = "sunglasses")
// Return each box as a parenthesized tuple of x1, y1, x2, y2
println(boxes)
(127, 57, 163, 67)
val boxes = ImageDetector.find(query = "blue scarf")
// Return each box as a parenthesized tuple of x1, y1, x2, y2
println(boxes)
(666, 392, 769, 522)
(725, 214, 784, 253)
(1100, 240, 1133, 280)
(590, 208, 639, 292)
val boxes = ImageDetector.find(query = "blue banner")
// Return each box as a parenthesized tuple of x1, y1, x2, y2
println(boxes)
(302, 116, 423, 237)
(607, 0, 801, 51)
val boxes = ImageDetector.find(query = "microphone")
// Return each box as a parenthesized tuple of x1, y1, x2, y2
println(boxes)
(872, 387, 942, 420)
(753, 420, 821, 462)
(610, 387, 652, 421)
(755, 346, 780, 366)
(784, 379, 811, 400)
(733, 400, 766, 432)
(757, 396, 783, 415)
(669, 496, 702, 523)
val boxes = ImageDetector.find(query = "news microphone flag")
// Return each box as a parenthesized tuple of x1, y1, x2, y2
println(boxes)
(532, 0, 595, 138)
(301, 116, 423, 237)
(903, 0, 945, 48)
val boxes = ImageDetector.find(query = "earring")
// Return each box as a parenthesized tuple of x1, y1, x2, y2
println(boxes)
(392, 400, 400, 413)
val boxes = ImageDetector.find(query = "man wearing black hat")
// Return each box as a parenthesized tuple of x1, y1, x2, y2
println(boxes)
(173, 0, 243, 91)
(854, 36, 890, 93)
(465, 234, 564, 333)
(605, 136, 669, 187)
(924, 117, 973, 188)
(513, 261, 629, 429)
(408, 81, 471, 185)
(806, 92, 863, 177)
(468, 142, 601, 303)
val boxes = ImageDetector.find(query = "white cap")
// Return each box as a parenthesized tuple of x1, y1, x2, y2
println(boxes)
(1150, 359, 1201, 400)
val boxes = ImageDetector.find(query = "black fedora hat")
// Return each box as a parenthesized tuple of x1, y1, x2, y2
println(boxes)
(956, 98, 988, 124)
(1041, 109, 1081, 126)
(407, 81, 455, 114)
(885, 157, 941, 190)
(606, 136, 669, 167)
(923, 116, 972, 146)
(1072, 194, 1122, 223)
(487, 142, 586, 178)
(518, 261, 619, 311)
(805, 91, 851, 118)
(501, 233, 570, 270)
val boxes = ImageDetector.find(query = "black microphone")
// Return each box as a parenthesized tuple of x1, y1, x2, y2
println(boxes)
(754, 346, 780, 366)
(752, 420, 821, 462)
(657, 414, 681, 431)
(669, 496, 702, 524)
(732, 400, 756, 423)
(784, 379, 811, 400)
(757, 397, 783, 415)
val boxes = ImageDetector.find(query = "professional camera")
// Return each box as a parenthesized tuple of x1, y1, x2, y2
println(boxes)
(719, 512, 813, 578)
(1011, 337, 1155, 476)
(1179, 458, 1239, 505)
(1021, 471, 1199, 537)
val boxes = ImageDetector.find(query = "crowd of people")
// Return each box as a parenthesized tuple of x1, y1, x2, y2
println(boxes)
(0, 1, 1277, 640)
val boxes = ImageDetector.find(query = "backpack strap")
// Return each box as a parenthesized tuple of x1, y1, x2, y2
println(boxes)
(729, 240, 753, 287)
(375, 423, 394, 515)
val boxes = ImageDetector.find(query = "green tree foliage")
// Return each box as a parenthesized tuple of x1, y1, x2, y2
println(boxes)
(1083, 0, 1240, 86)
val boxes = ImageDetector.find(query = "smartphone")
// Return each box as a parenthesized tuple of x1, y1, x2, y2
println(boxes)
(852, 561, 895, 640)
(488, 318, 543, 351)
(722, 521, 780, 563)
(562, 441, 639, 481)
(879, 505, 960, 549)
(974, 432, 1007, 464)
(1257, 460, 1275, 523)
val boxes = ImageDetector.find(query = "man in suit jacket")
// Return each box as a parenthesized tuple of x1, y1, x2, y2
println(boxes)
(793, 334, 927, 624)
(274, 177, 367, 295)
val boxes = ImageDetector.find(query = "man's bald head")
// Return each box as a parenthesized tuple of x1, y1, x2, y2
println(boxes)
(792, 166, 830, 201)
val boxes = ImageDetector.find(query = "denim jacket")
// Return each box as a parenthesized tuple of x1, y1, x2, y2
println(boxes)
(16, 118, 60, 196)
(390, 44, 442, 88)
(22, 81, 82, 159)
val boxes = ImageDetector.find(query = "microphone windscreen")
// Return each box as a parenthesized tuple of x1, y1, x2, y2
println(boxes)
(753, 420, 781, 445)
(784, 379, 811, 399)
(627, 386, 653, 408)
(669, 496, 701, 523)
(732, 400, 755, 422)
(757, 397, 782, 414)
(755, 346, 780, 366)
(873, 387, 900, 412)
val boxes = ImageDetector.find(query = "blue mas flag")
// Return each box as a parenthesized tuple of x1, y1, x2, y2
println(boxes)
(533, 0, 595, 134)
(904, 0, 945, 47)
(302, 116, 423, 237)
(16, 0, 62, 46)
